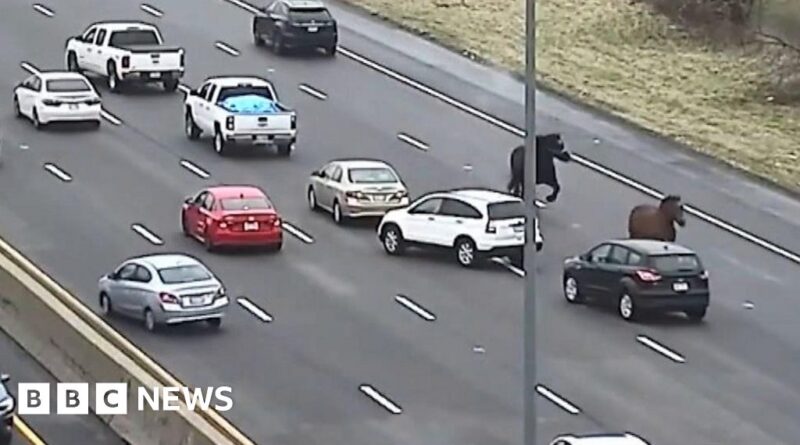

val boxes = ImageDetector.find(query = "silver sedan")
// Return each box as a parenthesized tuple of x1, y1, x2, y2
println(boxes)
(98, 254, 229, 332)
(307, 159, 410, 224)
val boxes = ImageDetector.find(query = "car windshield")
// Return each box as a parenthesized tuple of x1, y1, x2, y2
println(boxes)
(289, 8, 331, 21)
(46, 79, 92, 92)
(109, 30, 160, 46)
(348, 167, 398, 184)
(217, 86, 275, 102)
(487, 201, 525, 220)
(650, 254, 701, 272)
(157, 265, 212, 284)
(220, 197, 272, 210)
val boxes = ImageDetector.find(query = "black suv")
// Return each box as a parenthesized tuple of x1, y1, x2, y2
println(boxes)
(562, 239, 710, 322)
(253, 0, 338, 56)
(0, 374, 14, 445)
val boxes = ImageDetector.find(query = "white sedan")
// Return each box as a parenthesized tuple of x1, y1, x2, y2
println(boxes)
(13, 71, 101, 129)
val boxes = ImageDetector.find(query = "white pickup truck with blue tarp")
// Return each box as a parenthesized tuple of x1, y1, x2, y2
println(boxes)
(184, 76, 297, 156)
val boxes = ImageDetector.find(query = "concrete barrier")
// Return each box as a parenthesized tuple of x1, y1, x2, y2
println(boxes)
(0, 235, 256, 445)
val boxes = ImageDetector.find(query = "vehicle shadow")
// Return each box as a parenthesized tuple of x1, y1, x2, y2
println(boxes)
(104, 312, 224, 337)
(38, 121, 101, 132)
(590, 303, 704, 327)
(86, 77, 176, 97)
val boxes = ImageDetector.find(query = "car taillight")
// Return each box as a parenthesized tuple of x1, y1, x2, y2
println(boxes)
(392, 190, 408, 200)
(635, 269, 662, 282)
(214, 287, 226, 299)
(699, 270, 709, 280)
(273, 217, 282, 227)
(121, 55, 130, 68)
(290, 114, 296, 130)
(159, 292, 179, 304)
(179, 50, 185, 66)
(486, 220, 497, 234)
(84, 98, 101, 105)
(42, 99, 61, 106)
(226, 116, 235, 130)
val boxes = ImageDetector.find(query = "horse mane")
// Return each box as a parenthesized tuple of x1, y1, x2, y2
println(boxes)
(660, 194, 681, 205)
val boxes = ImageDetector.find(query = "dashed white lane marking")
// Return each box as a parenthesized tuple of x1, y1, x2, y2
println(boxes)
(20, 62, 40, 74)
(236, 297, 273, 322)
(32, 4, 55, 17)
(100, 110, 122, 125)
(743, 301, 755, 310)
(534, 200, 546, 208)
(472, 345, 485, 354)
(298, 84, 327, 100)
(20, 145, 29, 150)
(177, 84, 191, 94)
(636, 335, 686, 364)
(140, 3, 164, 17)
(397, 133, 429, 151)
(535, 385, 581, 415)
(43, 163, 72, 182)
(179, 159, 210, 179)
(491, 257, 525, 277)
(462, 164, 473, 171)
(130, 223, 164, 246)
(214, 41, 240, 57)
(394, 294, 436, 321)
(358, 384, 403, 415)
(282, 222, 314, 244)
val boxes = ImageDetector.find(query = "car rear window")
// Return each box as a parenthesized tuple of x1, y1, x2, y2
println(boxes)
(650, 254, 701, 272)
(46, 79, 91, 92)
(220, 197, 272, 211)
(217, 86, 275, 102)
(109, 30, 160, 46)
(290, 8, 331, 21)
(348, 167, 398, 184)
(487, 201, 525, 220)
(157, 265, 211, 284)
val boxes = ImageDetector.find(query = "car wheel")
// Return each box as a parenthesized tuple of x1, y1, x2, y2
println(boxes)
(327, 44, 337, 57)
(99, 292, 113, 316)
(213, 129, 228, 156)
(332, 200, 347, 225)
(254, 32, 264, 46)
(455, 237, 478, 267)
(207, 318, 222, 329)
(181, 213, 190, 237)
(272, 239, 283, 252)
(13, 95, 22, 119)
(277, 143, 291, 156)
(307, 187, 318, 211)
(32, 108, 43, 130)
(107, 62, 121, 93)
(91, 120, 101, 130)
(163, 79, 179, 92)
(685, 307, 707, 322)
(618, 292, 638, 321)
(563, 275, 583, 304)
(66, 52, 80, 73)
(144, 309, 157, 332)
(381, 224, 405, 255)
(185, 112, 201, 140)
(204, 232, 216, 252)
(272, 32, 285, 55)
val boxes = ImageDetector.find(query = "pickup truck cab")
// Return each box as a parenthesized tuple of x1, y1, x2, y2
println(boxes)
(184, 76, 297, 157)
(65, 21, 185, 93)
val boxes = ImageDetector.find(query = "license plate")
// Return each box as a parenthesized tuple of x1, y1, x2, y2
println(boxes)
(149, 72, 161, 78)
(244, 221, 259, 231)
(513, 225, 525, 233)
(308, 26, 319, 32)
(374, 195, 386, 202)
(672, 282, 689, 292)
(69, 104, 79, 110)
(189, 296, 204, 306)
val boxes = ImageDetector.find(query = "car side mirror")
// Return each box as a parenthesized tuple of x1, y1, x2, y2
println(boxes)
(184, 195, 194, 204)
(106, 272, 117, 280)
(0, 374, 9, 383)
(580, 254, 590, 262)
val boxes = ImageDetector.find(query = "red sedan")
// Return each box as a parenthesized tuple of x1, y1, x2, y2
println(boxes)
(181, 185, 283, 251)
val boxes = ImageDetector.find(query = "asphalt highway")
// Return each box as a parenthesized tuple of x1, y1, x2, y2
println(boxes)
(0, 0, 799, 444)
(0, 329, 123, 444)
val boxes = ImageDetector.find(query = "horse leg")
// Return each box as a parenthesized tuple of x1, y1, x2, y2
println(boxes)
(545, 183, 561, 202)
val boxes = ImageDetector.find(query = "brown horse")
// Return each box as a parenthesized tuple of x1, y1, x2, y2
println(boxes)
(628, 195, 686, 242)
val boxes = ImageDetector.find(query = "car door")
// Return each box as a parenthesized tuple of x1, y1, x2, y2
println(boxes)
(76, 27, 99, 71)
(315, 163, 338, 209)
(436, 198, 484, 246)
(93, 28, 109, 73)
(402, 197, 444, 244)
(197, 192, 217, 238)
(260, 1, 279, 39)
(128, 265, 155, 316)
(108, 263, 138, 314)
(270, 2, 290, 40)
(595, 245, 632, 303)
(194, 82, 215, 132)
(184, 191, 206, 237)
(576, 243, 613, 298)
(15, 76, 37, 116)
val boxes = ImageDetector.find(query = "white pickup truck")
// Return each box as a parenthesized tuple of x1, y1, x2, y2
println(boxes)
(184, 76, 298, 157)
(65, 21, 185, 93)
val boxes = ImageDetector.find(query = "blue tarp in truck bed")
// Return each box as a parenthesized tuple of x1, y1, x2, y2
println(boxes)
(218, 94, 280, 114)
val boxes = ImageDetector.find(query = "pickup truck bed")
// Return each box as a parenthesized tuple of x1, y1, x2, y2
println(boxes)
(114, 43, 183, 53)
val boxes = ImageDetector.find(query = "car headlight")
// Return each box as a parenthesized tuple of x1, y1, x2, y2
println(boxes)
(215, 287, 226, 299)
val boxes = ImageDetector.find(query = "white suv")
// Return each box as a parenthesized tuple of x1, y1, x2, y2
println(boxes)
(377, 188, 543, 267)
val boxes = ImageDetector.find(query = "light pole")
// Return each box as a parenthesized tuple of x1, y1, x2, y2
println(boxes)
(523, 0, 538, 443)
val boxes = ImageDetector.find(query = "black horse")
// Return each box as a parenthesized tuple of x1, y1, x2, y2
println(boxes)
(507, 133, 572, 203)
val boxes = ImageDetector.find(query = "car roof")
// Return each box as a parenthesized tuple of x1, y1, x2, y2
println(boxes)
(555, 433, 650, 445)
(283, 0, 328, 9)
(204, 76, 273, 88)
(37, 71, 90, 82)
(130, 254, 202, 270)
(607, 239, 696, 256)
(89, 21, 158, 31)
(333, 159, 394, 170)
(207, 185, 266, 199)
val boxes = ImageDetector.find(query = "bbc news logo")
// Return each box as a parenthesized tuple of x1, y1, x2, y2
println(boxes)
(17, 383, 233, 415)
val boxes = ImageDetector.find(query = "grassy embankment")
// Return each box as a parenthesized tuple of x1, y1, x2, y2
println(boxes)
(342, 0, 800, 192)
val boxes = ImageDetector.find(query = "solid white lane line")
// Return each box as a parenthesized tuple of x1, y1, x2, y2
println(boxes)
(535, 385, 581, 415)
(100, 110, 122, 125)
(636, 335, 685, 364)
(397, 133, 429, 151)
(281, 222, 314, 243)
(140, 3, 164, 17)
(490, 257, 525, 277)
(334, 48, 800, 266)
(236, 297, 273, 322)
(130, 224, 164, 246)
(179, 160, 210, 179)
(214, 41, 240, 57)
(20, 62, 40, 75)
(43, 163, 71, 182)
(178, 84, 191, 94)
(222, 0, 261, 14)
(358, 384, 402, 414)
(394, 295, 436, 321)
(298, 84, 327, 100)
(32, 4, 55, 17)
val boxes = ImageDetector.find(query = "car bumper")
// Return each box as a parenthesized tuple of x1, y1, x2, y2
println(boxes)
(212, 230, 282, 247)
(342, 199, 409, 217)
(120, 69, 184, 82)
(38, 105, 101, 123)
(635, 292, 709, 311)
(224, 132, 296, 146)
(282, 32, 337, 48)
(155, 296, 230, 325)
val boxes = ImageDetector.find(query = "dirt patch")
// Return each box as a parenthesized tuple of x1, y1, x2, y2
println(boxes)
(340, 0, 800, 192)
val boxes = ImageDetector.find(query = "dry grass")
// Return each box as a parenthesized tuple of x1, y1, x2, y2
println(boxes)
(341, 0, 800, 192)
